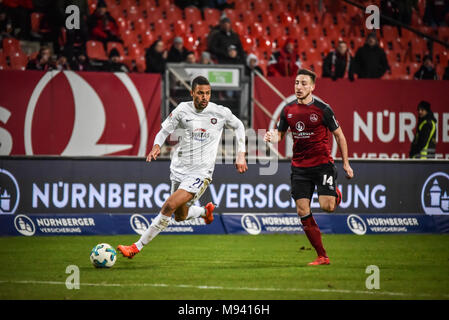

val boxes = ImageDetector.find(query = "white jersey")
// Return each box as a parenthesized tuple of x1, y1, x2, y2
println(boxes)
(161, 101, 245, 179)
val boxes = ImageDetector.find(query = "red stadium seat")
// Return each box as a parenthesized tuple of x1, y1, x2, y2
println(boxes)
(164, 5, 183, 24)
(184, 7, 202, 25)
(86, 40, 108, 60)
(192, 20, 210, 40)
(315, 37, 331, 56)
(286, 24, 301, 39)
(260, 13, 276, 26)
(107, 41, 126, 58)
(9, 51, 28, 70)
(242, 35, 256, 53)
(159, 30, 174, 45)
(257, 58, 267, 76)
(298, 11, 313, 28)
(140, 30, 155, 48)
(2, 38, 22, 56)
(305, 24, 322, 39)
(223, 9, 237, 23)
(126, 5, 141, 22)
(267, 23, 284, 42)
(134, 18, 149, 34)
(279, 12, 296, 27)
(232, 21, 246, 36)
(31, 12, 50, 33)
(126, 43, 144, 60)
(88, 0, 96, 15)
(438, 26, 449, 42)
(0, 52, 9, 70)
(116, 17, 130, 35)
(249, 22, 264, 38)
(182, 34, 198, 51)
(121, 29, 139, 47)
(203, 8, 221, 27)
(238, 10, 255, 25)
(173, 20, 188, 35)
(135, 55, 146, 73)
(107, 3, 123, 20)
(146, 7, 164, 24)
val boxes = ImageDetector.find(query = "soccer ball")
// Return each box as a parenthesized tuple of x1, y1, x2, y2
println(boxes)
(90, 243, 117, 268)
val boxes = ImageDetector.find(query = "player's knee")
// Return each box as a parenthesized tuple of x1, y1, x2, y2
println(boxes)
(321, 201, 336, 213)
(296, 205, 310, 217)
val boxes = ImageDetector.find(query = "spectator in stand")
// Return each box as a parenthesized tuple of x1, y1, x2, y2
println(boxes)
(88, 0, 121, 48)
(267, 38, 301, 77)
(0, 6, 15, 41)
(105, 48, 129, 72)
(145, 39, 167, 74)
(167, 36, 189, 63)
(414, 55, 439, 79)
(208, 16, 245, 64)
(220, 44, 244, 64)
(245, 53, 264, 76)
(26, 46, 52, 70)
(409, 101, 437, 159)
(55, 55, 71, 70)
(322, 41, 355, 80)
(353, 33, 389, 78)
(423, 0, 449, 27)
(70, 52, 91, 71)
(443, 61, 449, 80)
(185, 51, 196, 64)
(199, 51, 214, 64)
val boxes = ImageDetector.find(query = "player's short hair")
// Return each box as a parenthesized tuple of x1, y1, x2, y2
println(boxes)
(191, 76, 210, 91)
(296, 68, 317, 83)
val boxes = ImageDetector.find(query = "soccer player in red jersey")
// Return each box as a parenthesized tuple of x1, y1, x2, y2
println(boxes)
(264, 68, 354, 266)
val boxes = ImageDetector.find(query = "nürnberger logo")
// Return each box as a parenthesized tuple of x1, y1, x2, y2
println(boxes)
(0, 168, 20, 214)
(130, 214, 150, 235)
(24, 71, 148, 156)
(241, 214, 261, 235)
(14, 214, 35, 236)
(310, 113, 318, 122)
(347, 214, 367, 235)
(295, 121, 305, 132)
(421, 172, 449, 215)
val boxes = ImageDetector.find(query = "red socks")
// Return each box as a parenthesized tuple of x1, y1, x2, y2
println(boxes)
(301, 214, 327, 258)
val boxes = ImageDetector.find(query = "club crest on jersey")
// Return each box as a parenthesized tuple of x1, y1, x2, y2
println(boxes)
(211, 118, 217, 124)
(310, 113, 319, 122)
(295, 121, 305, 132)
(192, 128, 210, 142)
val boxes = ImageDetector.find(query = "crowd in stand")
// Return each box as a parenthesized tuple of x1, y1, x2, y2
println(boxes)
(0, 0, 448, 80)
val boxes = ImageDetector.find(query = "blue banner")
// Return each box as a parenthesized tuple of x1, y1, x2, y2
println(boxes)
(0, 213, 226, 237)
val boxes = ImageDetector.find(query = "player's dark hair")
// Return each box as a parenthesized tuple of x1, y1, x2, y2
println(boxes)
(297, 68, 317, 83)
(191, 76, 210, 91)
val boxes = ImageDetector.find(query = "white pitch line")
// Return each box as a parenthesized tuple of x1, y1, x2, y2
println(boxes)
(1, 279, 448, 298)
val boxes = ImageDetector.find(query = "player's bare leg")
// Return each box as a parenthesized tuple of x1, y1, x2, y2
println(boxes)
(117, 190, 193, 258)
(296, 199, 330, 266)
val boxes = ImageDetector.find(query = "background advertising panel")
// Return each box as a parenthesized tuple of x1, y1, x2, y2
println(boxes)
(1, 157, 449, 215)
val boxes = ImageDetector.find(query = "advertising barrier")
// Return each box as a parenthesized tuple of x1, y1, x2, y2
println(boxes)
(253, 78, 449, 159)
(1, 157, 449, 236)
(0, 70, 161, 156)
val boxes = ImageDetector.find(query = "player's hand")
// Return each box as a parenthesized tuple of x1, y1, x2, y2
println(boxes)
(235, 152, 248, 174)
(343, 163, 354, 179)
(146, 145, 160, 162)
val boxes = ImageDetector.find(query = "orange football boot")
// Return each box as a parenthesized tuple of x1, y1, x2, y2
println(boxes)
(308, 256, 330, 266)
(335, 186, 342, 207)
(117, 243, 140, 259)
(203, 202, 215, 224)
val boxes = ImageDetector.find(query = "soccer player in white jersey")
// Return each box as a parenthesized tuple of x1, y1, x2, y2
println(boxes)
(117, 76, 248, 258)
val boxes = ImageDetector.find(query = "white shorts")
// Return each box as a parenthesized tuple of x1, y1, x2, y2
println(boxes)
(170, 172, 212, 207)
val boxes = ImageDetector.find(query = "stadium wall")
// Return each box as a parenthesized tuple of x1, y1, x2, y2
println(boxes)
(1, 157, 448, 236)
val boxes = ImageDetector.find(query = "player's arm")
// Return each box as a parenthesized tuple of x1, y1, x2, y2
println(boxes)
(226, 111, 248, 174)
(332, 127, 354, 179)
(147, 107, 181, 162)
(264, 106, 288, 143)
(323, 105, 354, 179)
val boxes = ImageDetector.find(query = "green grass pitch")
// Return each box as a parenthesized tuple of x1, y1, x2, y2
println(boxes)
(0, 234, 448, 300)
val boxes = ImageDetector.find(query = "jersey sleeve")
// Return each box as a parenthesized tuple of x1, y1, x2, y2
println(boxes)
(322, 104, 340, 132)
(276, 107, 289, 132)
(161, 104, 183, 133)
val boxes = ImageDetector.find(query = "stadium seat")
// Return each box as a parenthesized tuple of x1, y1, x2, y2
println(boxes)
(121, 29, 139, 48)
(87, 0, 96, 15)
(125, 5, 141, 22)
(146, 7, 164, 24)
(249, 22, 264, 38)
(107, 41, 126, 58)
(182, 34, 198, 52)
(257, 37, 273, 59)
(135, 55, 146, 73)
(173, 20, 188, 35)
(126, 43, 143, 60)
(159, 30, 174, 45)
(86, 40, 108, 60)
(192, 21, 210, 41)
(31, 12, 50, 34)
(140, 30, 155, 48)
(298, 11, 313, 28)
(232, 21, 246, 36)
(242, 35, 256, 53)
(165, 6, 184, 27)
(184, 7, 202, 26)
(267, 23, 284, 42)
(116, 17, 130, 35)
(134, 18, 149, 34)
(233, 1, 250, 14)
(324, 25, 341, 42)
(257, 58, 267, 76)
(279, 12, 296, 27)
(2, 38, 22, 57)
(0, 51, 9, 70)
(203, 8, 221, 27)
(270, 0, 287, 17)
(286, 24, 301, 39)
(238, 10, 256, 25)
(107, 3, 123, 20)
(9, 51, 28, 70)
(315, 37, 331, 56)
(437, 26, 449, 42)
(305, 24, 322, 39)
(223, 9, 237, 23)
(260, 13, 276, 26)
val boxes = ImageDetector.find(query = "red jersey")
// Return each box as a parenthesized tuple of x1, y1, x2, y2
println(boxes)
(277, 97, 339, 168)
